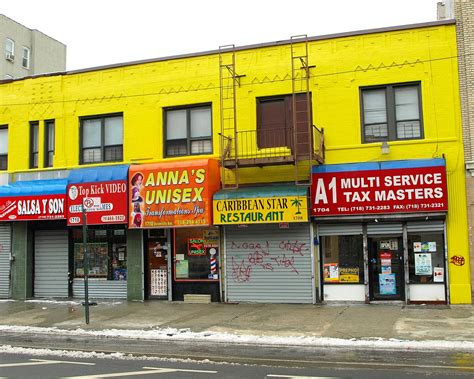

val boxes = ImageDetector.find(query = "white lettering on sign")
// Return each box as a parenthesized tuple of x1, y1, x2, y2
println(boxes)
(314, 177, 337, 205)
(17, 198, 63, 216)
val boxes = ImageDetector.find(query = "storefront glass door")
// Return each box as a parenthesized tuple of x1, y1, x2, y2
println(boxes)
(147, 235, 169, 299)
(368, 236, 405, 301)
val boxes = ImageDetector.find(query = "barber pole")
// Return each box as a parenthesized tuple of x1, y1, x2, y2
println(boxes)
(210, 255, 217, 274)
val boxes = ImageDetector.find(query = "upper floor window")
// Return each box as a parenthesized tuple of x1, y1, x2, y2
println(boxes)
(0, 126, 8, 170)
(22, 46, 30, 69)
(81, 114, 123, 164)
(5, 38, 14, 61)
(30, 121, 39, 169)
(257, 93, 311, 151)
(44, 120, 55, 167)
(165, 105, 212, 157)
(361, 83, 423, 143)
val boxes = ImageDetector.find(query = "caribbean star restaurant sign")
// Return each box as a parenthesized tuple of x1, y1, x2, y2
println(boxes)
(128, 159, 220, 228)
(67, 181, 128, 226)
(213, 196, 308, 224)
(311, 159, 448, 217)
(0, 194, 66, 221)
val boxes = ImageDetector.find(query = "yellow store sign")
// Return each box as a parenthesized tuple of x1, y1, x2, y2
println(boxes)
(213, 196, 308, 225)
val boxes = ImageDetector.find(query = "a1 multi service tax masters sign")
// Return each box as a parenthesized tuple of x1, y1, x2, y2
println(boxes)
(310, 159, 448, 216)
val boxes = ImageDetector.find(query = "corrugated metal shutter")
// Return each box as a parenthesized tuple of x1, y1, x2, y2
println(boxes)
(367, 223, 403, 235)
(407, 221, 444, 233)
(73, 280, 127, 299)
(318, 224, 363, 236)
(34, 230, 68, 298)
(0, 224, 11, 298)
(225, 223, 313, 303)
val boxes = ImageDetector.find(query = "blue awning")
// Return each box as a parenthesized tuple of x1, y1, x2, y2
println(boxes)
(68, 164, 129, 184)
(312, 158, 446, 174)
(214, 184, 308, 200)
(0, 179, 68, 197)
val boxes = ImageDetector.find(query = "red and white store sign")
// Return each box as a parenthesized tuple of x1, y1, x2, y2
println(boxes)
(311, 166, 448, 216)
(0, 194, 66, 221)
(67, 180, 128, 226)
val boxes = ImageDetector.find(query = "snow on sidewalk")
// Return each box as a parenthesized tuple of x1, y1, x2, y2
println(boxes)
(1, 324, 474, 352)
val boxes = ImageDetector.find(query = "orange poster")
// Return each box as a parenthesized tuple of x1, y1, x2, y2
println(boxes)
(129, 159, 220, 228)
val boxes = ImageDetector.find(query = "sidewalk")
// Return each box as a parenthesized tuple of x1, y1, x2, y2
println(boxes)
(1, 299, 474, 352)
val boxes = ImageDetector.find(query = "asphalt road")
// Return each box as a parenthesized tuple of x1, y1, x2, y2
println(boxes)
(1, 346, 474, 378)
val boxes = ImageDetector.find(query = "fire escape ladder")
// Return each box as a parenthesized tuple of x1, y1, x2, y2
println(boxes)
(219, 44, 241, 189)
(291, 34, 313, 185)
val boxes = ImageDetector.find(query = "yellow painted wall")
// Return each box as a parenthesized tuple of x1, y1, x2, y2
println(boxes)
(0, 23, 470, 302)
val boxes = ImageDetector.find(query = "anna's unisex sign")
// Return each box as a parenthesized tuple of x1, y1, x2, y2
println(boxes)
(128, 159, 220, 228)
(67, 181, 127, 225)
(0, 194, 65, 221)
(311, 161, 448, 216)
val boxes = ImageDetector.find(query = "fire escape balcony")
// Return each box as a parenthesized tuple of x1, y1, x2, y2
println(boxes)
(220, 125, 324, 168)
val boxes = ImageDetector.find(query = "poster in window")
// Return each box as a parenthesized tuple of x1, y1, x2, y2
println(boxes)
(176, 260, 189, 278)
(380, 251, 392, 266)
(380, 240, 398, 251)
(339, 267, 359, 283)
(433, 267, 444, 282)
(428, 242, 437, 252)
(415, 253, 432, 275)
(324, 263, 339, 282)
(414, 242, 422, 252)
(188, 238, 205, 256)
(381, 266, 392, 274)
(379, 273, 397, 295)
(203, 229, 219, 248)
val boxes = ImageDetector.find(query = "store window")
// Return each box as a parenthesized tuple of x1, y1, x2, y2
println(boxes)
(72, 227, 127, 280)
(80, 113, 123, 164)
(321, 235, 364, 284)
(44, 120, 55, 167)
(174, 227, 219, 281)
(408, 232, 445, 284)
(165, 104, 212, 157)
(361, 82, 423, 143)
(30, 121, 39, 168)
(0, 126, 8, 170)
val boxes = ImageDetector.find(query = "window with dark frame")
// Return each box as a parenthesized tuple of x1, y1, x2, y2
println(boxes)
(44, 120, 55, 167)
(30, 121, 39, 169)
(165, 105, 212, 157)
(0, 126, 8, 170)
(361, 82, 423, 143)
(256, 93, 311, 151)
(80, 114, 123, 164)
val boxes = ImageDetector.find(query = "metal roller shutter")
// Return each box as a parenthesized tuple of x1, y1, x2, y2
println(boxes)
(367, 223, 403, 235)
(34, 230, 69, 298)
(318, 224, 363, 236)
(225, 223, 313, 303)
(407, 221, 445, 233)
(73, 280, 127, 299)
(0, 224, 11, 298)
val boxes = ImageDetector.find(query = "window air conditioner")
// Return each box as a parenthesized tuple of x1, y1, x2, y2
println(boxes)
(5, 53, 14, 62)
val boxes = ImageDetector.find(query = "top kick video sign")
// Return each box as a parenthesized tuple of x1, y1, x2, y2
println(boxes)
(310, 163, 448, 216)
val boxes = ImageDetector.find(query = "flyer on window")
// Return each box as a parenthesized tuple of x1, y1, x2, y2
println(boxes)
(415, 253, 432, 275)
(379, 273, 397, 295)
(324, 263, 339, 282)
(433, 267, 444, 282)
